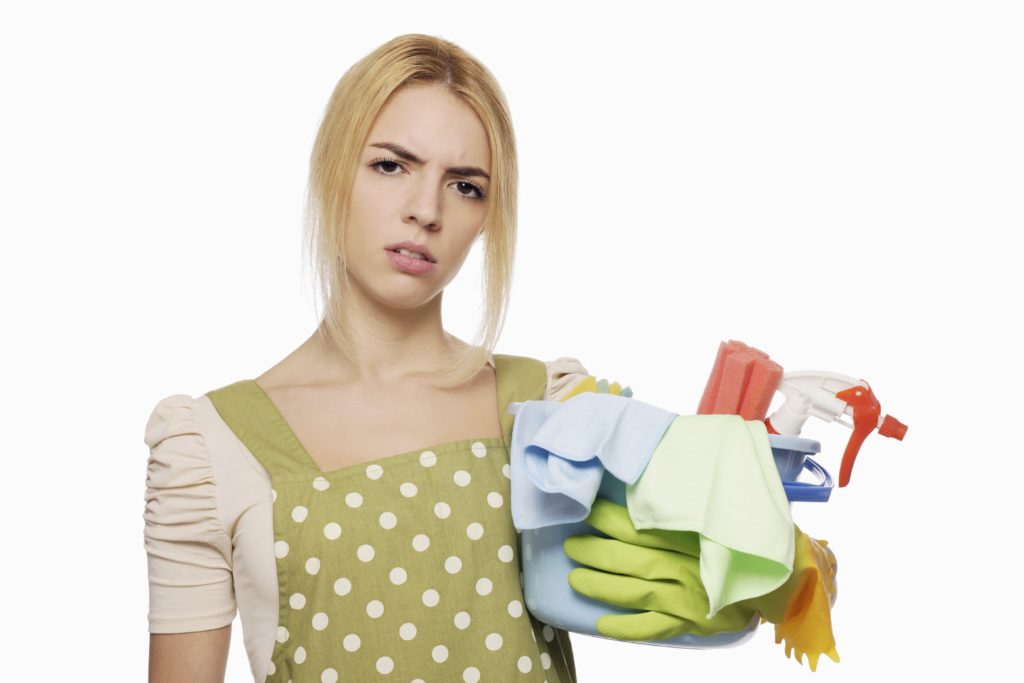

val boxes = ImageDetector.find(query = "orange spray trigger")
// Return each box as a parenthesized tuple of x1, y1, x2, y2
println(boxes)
(834, 384, 881, 488)
(879, 414, 908, 440)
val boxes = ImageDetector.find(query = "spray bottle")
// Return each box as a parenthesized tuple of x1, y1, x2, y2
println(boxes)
(764, 370, 908, 487)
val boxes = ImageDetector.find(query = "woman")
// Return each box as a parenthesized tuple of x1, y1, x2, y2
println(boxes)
(144, 33, 836, 683)
(145, 33, 605, 682)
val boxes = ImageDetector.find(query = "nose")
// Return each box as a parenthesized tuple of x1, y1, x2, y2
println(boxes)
(403, 172, 442, 233)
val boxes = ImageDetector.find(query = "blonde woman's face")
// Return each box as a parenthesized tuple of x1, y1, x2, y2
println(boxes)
(344, 83, 491, 310)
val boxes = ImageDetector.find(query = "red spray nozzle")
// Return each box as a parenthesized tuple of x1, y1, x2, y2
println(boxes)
(879, 414, 908, 440)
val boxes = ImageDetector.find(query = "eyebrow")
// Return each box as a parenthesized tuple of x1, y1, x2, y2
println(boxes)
(368, 141, 490, 181)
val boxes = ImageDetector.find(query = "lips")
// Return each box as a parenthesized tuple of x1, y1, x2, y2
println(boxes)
(386, 248, 437, 275)
(383, 241, 436, 263)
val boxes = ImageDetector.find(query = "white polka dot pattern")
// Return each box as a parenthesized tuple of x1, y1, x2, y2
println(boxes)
(263, 435, 572, 681)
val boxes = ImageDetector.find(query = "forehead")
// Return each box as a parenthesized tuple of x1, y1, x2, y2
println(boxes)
(366, 84, 490, 170)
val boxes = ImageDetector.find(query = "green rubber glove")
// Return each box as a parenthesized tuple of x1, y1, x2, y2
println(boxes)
(563, 497, 757, 640)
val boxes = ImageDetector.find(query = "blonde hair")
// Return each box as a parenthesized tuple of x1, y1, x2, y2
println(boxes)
(302, 34, 518, 389)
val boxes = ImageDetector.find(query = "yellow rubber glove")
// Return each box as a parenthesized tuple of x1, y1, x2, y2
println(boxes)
(563, 498, 757, 640)
(738, 525, 840, 671)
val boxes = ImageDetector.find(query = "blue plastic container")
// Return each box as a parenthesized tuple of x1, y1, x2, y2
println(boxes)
(519, 434, 831, 648)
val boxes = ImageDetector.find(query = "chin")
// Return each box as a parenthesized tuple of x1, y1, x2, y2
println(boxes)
(372, 286, 443, 311)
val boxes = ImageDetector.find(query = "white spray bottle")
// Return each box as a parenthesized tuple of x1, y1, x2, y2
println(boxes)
(765, 370, 907, 487)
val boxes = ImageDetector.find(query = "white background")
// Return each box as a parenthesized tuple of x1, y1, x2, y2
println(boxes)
(2, 0, 1021, 680)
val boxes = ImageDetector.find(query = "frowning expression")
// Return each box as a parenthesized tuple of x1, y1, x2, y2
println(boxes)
(344, 83, 491, 311)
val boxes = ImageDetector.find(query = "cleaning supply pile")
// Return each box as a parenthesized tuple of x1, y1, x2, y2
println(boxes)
(507, 339, 907, 672)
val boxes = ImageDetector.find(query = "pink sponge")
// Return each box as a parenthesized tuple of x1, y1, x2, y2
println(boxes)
(697, 340, 741, 413)
(697, 340, 783, 421)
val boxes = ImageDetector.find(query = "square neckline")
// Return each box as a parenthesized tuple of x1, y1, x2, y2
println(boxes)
(244, 356, 508, 477)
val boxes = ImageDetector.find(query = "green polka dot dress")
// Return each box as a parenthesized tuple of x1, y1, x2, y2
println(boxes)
(208, 354, 578, 682)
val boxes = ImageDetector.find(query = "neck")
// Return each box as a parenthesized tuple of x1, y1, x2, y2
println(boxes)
(307, 289, 469, 386)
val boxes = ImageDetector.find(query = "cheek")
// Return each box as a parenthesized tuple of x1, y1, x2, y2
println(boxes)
(346, 177, 398, 251)
(349, 175, 392, 220)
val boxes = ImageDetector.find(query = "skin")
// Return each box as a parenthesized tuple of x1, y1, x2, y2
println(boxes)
(149, 82, 495, 681)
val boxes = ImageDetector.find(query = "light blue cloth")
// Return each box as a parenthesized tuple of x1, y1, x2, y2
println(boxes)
(507, 392, 677, 530)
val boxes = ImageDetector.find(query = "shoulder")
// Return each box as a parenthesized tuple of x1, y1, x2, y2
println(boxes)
(143, 393, 223, 500)
(144, 393, 201, 449)
(543, 355, 633, 400)
(542, 356, 590, 401)
(495, 354, 632, 402)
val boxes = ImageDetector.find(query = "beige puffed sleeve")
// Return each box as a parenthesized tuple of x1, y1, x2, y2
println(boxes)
(143, 394, 236, 633)
(544, 355, 633, 401)
(544, 356, 592, 400)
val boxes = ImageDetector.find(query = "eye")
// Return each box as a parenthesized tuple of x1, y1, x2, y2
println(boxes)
(454, 181, 487, 201)
(369, 158, 404, 176)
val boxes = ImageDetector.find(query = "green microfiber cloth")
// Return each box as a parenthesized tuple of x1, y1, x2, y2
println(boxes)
(626, 414, 795, 618)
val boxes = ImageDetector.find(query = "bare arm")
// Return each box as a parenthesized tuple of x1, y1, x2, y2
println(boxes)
(149, 625, 231, 683)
